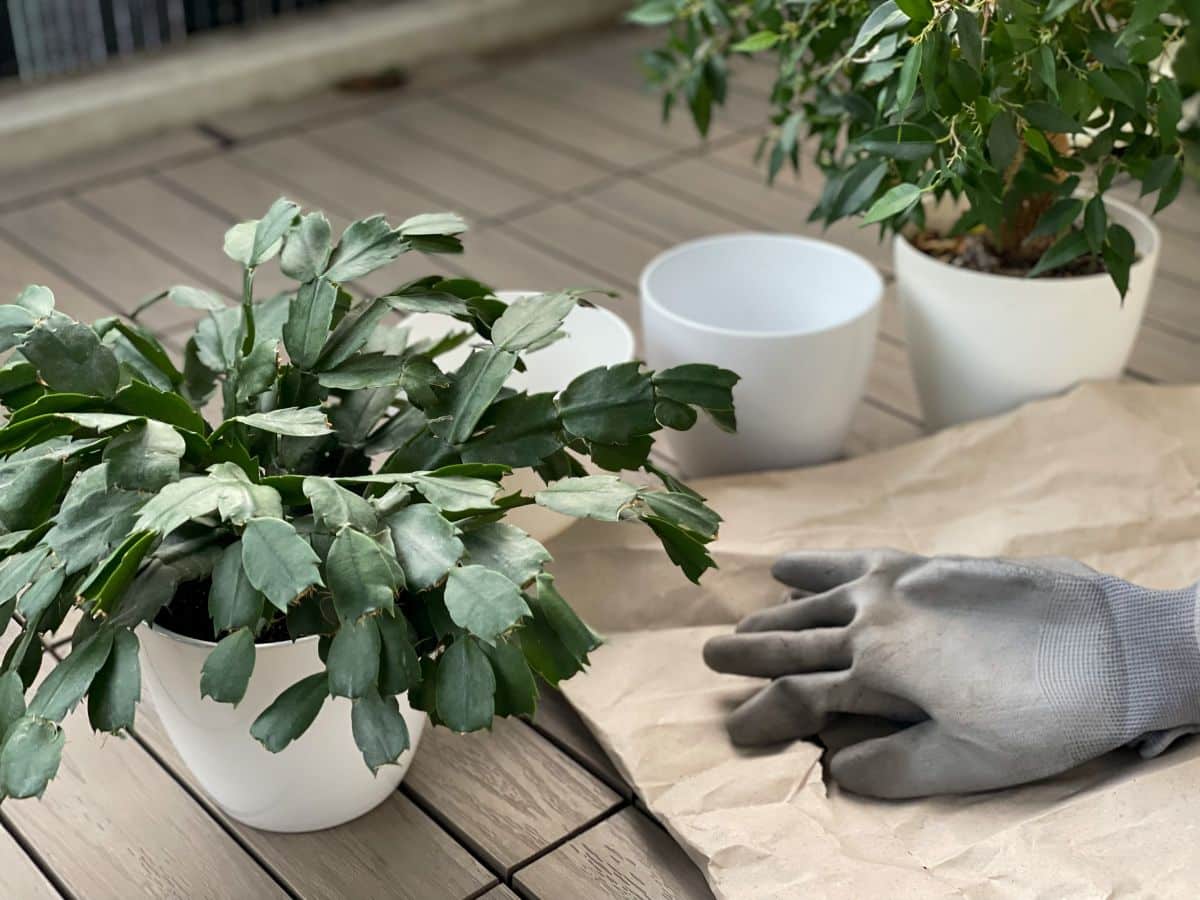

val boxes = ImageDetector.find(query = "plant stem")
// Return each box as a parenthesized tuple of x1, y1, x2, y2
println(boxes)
(240, 266, 257, 355)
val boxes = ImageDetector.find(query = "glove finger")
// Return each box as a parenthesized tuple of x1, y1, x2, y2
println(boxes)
(726, 673, 924, 746)
(771, 548, 903, 592)
(829, 722, 1008, 799)
(736, 586, 855, 634)
(704, 628, 850, 678)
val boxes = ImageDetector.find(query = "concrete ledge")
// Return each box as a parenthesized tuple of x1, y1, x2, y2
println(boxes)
(0, 0, 629, 171)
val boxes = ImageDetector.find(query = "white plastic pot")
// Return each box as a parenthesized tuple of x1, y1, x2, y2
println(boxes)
(139, 623, 426, 832)
(640, 233, 883, 476)
(895, 196, 1161, 429)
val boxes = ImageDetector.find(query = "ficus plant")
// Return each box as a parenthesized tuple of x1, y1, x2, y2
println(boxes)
(632, 0, 1200, 295)
(0, 198, 738, 799)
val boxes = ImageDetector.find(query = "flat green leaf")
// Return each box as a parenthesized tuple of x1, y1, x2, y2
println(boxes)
(641, 490, 721, 538)
(351, 688, 411, 772)
(444, 565, 530, 645)
(398, 212, 467, 237)
(78, 531, 156, 614)
(103, 420, 186, 491)
(987, 112, 1020, 173)
(731, 30, 779, 53)
(0, 671, 26, 741)
(251, 198, 299, 267)
(0, 304, 37, 353)
(442, 348, 518, 444)
(324, 216, 407, 283)
(21, 318, 119, 398)
(327, 527, 397, 622)
(956, 9, 981, 69)
(1029, 229, 1090, 278)
(894, 0, 933, 22)
(236, 338, 279, 402)
(1141, 156, 1180, 198)
(200, 627, 256, 705)
(460, 392, 562, 468)
(385, 504, 464, 591)
(482, 638, 537, 718)
(223, 220, 259, 267)
(281, 212, 333, 282)
(855, 124, 937, 161)
(1103, 223, 1136, 300)
(0, 455, 61, 531)
(377, 613, 421, 695)
(327, 616, 381, 699)
(848, 1, 906, 57)
(28, 630, 115, 722)
(536, 475, 638, 522)
(1042, 0, 1080, 20)
(408, 473, 499, 513)
(1083, 196, 1107, 254)
(1159, 80, 1182, 147)
(208, 542, 266, 634)
(315, 297, 391, 371)
(436, 637, 495, 732)
(250, 672, 328, 752)
(490, 291, 579, 352)
(194, 306, 242, 372)
(303, 477, 380, 533)
(530, 573, 601, 661)
(462, 522, 551, 587)
(113, 380, 207, 435)
(227, 406, 331, 438)
(894, 44, 922, 115)
(167, 285, 229, 313)
(626, 0, 675, 25)
(1023, 102, 1082, 134)
(283, 278, 338, 370)
(16, 564, 65, 621)
(46, 468, 143, 575)
(136, 463, 282, 535)
(87, 629, 140, 733)
(241, 517, 324, 612)
(15, 285, 54, 317)
(1030, 197, 1083, 239)
(642, 514, 717, 584)
(558, 362, 657, 444)
(0, 716, 64, 798)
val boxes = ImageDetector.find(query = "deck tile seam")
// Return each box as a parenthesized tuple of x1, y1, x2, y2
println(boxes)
(0, 810, 72, 899)
(500, 798, 634, 885)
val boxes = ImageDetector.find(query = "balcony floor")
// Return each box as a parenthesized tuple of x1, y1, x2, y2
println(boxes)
(1, 22, 1198, 900)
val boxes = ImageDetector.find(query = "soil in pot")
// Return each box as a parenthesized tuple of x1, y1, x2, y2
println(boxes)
(910, 228, 1112, 278)
(154, 578, 291, 643)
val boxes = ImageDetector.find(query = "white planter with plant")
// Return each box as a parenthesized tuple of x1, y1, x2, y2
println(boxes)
(0, 200, 736, 831)
(634, 0, 1196, 426)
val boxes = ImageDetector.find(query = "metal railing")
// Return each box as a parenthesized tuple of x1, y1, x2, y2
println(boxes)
(2, 1, 342, 83)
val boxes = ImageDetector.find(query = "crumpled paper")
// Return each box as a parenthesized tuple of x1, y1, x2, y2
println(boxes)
(547, 383, 1200, 899)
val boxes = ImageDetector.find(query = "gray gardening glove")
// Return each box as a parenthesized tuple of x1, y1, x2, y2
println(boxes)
(704, 549, 1200, 799)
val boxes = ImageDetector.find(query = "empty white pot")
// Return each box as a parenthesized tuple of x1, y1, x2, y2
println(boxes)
(895, 196, 1160, 429)
(139, 623, 426, 833)
(640, 233, 882, 476)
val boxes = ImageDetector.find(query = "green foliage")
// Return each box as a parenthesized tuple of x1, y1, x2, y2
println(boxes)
(0, 198, 736, 795)
(633, 0, 1200, 295)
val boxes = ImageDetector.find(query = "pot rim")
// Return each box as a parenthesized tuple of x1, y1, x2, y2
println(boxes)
(640, 231, 884, 341)
(893, 194, 1160, 286)
(146, 621, 319, 653)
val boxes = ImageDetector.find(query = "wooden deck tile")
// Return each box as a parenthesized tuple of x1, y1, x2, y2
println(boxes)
(404, 718, 621, 874)
(478, 886, 521, 900)
(374, 97, 610, 195)
(131, 693, 498, 900)
(454, 226, 625, 301)
(513, 807, 714, 900)
(0, 820, 60, 898)
(0, 197, 205, 334)
(2, 647, 285, 900)
(305, 116, 541, 221)
(846, 400, 926, 455)
(444, 78, 673, 171)
(0, 233, 109, 323)
(531, 688, 631, 798)
(202, 89, 388, 142)
(0, 128, 218, 208)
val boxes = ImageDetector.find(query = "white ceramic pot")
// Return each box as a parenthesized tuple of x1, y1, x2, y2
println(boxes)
(640, 233, 882, 476)
(895, 196, 1161, 429)
(139, 623, 426, 832)
(405, 292, 636, 542)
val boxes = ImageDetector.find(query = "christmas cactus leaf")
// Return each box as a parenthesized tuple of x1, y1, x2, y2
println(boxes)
(459, 392, 562, 467)
(351, 688, 411, 772)
(326, 527, 398, 622)
(397, 212, 467, 237)
(250, 672, 328, 753)
(235, 339, 279, 402)
(444, 565, 531, 644)
(0, 716, 64, 799)
(557, 362, 658, 444)
(251, 198, 300, 267)
(529, 574, 602, 662)
(324, 215, 408, 283)
(103, 420, 187, 491)
(436, 636, 495, 732)
(535, 475, 639, 522)
(283, 278, 338, 370)
(377, 613, 422, 695)
(15, 564, 65, 622)
(281, 211, 333, 283)
(482, 637, 538, 718)
(641, 490, 722, 539)
(641, 515, 717, 584)
(209, 542, 266, 634)
(27, 629, 115, 723)
(303, 477, 380, 533)
(490, 291, 579, 351)
(461, 522, 551, 587)
(21, 318, 119, 398)
(87, 629, 140, 733)
(200, 628, 256, 705)
(441, 348, 518, 444)
(407, 473, 499, 513)
(225, 407, 331, 438)
(385, 504, 465, 591)
(241, 517, 324, 612)
(326, 616, 382, 699)
(0, 671, 25, 741)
